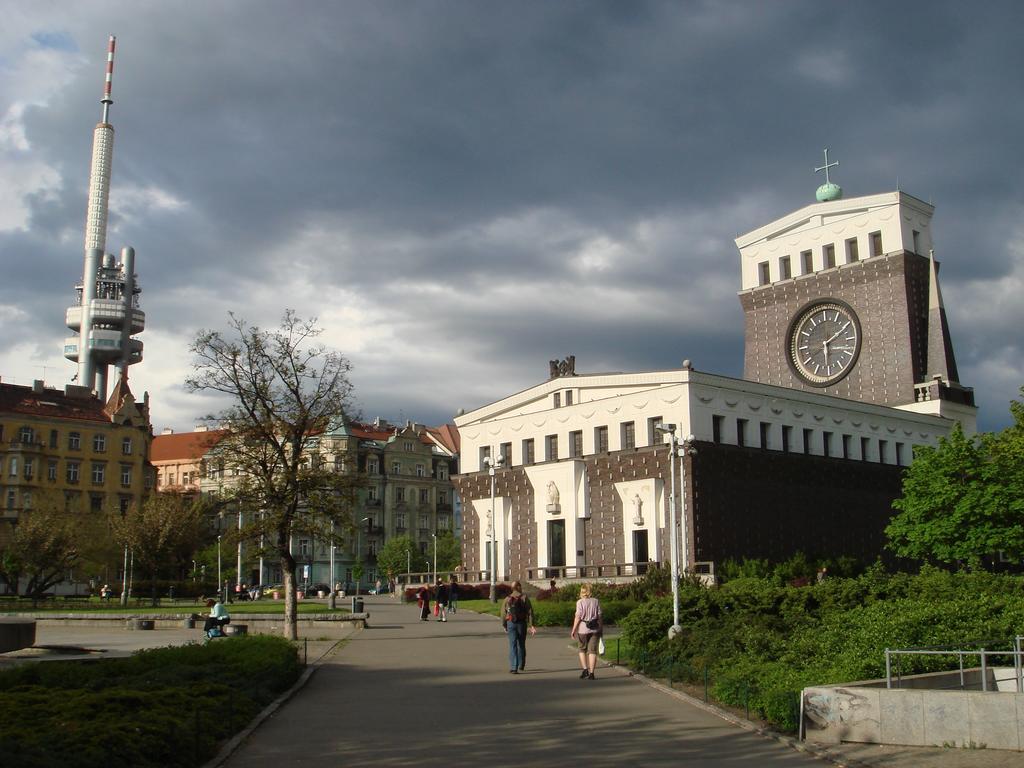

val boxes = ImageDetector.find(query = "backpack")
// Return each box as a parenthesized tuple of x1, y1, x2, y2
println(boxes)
(505, 594, 529, 623)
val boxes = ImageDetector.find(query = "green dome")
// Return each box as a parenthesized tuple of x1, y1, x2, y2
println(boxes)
(816, 182, 843, 202)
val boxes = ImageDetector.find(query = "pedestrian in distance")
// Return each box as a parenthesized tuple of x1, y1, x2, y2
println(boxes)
(435, 577, 449, 622)
(448, 575, 459, 614)
(570, 583, 602, 680)
(503, 581, 536, 674)
(416, 583, 431, 621)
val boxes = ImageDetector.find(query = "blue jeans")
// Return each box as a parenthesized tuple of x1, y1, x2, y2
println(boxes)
(507, 621, 526, 670)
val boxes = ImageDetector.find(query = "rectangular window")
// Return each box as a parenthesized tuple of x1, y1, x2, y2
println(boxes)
(479, 446, 490, 468)
(5, 490, 14, 510)
(736, 419, 748, 447)
(823, 431, 832, 458)
(368, 486, 378, 501)
(90, 494, 103, 513)
(395, 511, 405, 528)
(758, 261, 771, 286)
(712, 415, 724, 444)
(648, 417, 664, 446)
(439, 491, 447, 505)
(121, 465, 132, 487)
(523, 439, 535, 465)
(367, 458, 379, 474)
(438, 464, 449, 480)
(419, 514, 430, 530)
(842, 434, 851, 459)
(49, 429, 59, 448)
(782, 425, 792, 453)
(801, 250, 813, 274)
(545, 434, 558, 461)
(8, 457, 16, 477)
(879, 440, 889, 464)
(18, 426, 34, 444)
(121, 437, 132, 455)
(396, 487, 405, 503)
(68, 432, 81, 450)
(779, 255, 791, 280)
(500, 442, 512, 466)
(92, 463, 105, 484)
(803, 428, 813, 455)
(553, 392, 561, 408)
(871, 231, 884, 257)
(404, 441, 413, 452)
(23, 459, 34, 479)
(568, 430, 583, 458)
(895, 442, 905, 466)
(621, 421, 636, 450)
(93, 434, 106, 452)
(416, 463, 425, 477)
(860, 436, 870, 461)
(759, 422, 771, 450)
(595, 426, 609, 453)
(824, 244, 836, 268)
(911, 230, 920, 255)
(391, 461, 401, 475)
(419, 488, 429, 504)
(48, 460, 57, 481)
(845, 238, 859, 263)
(565, 390, 573, 406)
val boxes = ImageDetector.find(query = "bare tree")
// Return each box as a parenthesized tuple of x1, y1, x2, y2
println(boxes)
(187, 311, 359, 639)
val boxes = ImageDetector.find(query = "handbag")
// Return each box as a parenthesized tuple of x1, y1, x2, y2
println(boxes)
(433, 601, 440, 616)
(598, 637, 606, 655)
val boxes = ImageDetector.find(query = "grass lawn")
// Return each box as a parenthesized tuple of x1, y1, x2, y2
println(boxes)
(0, 597, 343, 615)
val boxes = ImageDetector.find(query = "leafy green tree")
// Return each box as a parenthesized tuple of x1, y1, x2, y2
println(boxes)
(111, 493, 212, 606)
(887, 388, 1024, 567)
(376, 534, 414, 582)
(0, 492, 84, 597)
(433, 531, 462, 573)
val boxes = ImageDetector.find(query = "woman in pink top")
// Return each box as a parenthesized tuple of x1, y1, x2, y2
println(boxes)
(570, 584, 602, 680)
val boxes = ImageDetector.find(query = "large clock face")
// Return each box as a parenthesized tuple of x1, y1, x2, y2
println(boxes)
(787, 300, 862, 386)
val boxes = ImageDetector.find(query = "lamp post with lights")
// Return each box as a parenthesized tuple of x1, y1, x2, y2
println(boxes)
(483, 452, 503, 603)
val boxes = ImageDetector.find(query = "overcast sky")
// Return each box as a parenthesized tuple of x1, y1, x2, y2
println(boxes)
(2, 1, 1022, 434)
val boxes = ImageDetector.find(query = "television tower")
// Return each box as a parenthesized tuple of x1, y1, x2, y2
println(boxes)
(64, 36, 145, 400)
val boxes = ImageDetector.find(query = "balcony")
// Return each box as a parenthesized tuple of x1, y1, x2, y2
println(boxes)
(7, 440, 43, 453)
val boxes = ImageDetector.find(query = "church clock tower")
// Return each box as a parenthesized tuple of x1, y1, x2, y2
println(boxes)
(735, 152, 974, 418)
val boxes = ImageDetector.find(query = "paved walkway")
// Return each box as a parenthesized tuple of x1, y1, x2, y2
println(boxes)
(222, 596, 824, 767)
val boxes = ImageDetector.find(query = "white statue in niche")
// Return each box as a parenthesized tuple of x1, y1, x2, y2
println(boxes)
(631, 492, 644, 525)
(546, 481, 560, 510)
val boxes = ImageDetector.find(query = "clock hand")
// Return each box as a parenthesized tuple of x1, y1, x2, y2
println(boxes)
(825, 321, 851, 345)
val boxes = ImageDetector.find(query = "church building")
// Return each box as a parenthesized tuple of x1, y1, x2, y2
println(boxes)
(452, 172, 976, 583)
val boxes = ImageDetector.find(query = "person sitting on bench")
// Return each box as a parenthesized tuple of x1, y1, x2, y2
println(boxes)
(203, 598, 230, 634)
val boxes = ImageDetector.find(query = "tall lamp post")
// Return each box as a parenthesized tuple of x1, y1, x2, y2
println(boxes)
(678, 434, 698, 578)
(236, 509, 243, 594)
(328, 518, 337, 609)
(483, 453, 503, 603)
(654, 424, 682, 638)
(432, 533, 437, 585)
(217, 534, 223, 603)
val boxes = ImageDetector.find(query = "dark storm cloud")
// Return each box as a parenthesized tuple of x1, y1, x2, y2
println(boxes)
(3, 1, 1023, 432)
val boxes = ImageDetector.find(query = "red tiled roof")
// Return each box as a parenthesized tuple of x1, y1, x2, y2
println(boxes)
(0, 382, 109, 423)
(150, 429, 228, 462)
(428, 424, 460, 454)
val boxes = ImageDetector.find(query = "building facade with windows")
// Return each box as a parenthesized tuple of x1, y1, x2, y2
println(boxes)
(151, 426, 227, 500)
(195, 418, 459, 589)
(452, 185, 976, 583)
(0, 376, 153, 535)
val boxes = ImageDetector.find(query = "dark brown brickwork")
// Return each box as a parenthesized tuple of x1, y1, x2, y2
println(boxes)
(455, 441, 904, 578)
(740, 251, 931, 406)
(689, 441, 903, 565)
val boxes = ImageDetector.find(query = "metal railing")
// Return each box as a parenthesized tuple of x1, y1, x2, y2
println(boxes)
(884, 636, 1024, 692)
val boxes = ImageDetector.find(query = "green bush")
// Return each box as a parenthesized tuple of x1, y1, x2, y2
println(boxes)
(0, 635, 301, 768)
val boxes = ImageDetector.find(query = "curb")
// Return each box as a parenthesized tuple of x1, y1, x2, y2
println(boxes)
(202, 631, 354, 768)
(612, 664, 875, 768)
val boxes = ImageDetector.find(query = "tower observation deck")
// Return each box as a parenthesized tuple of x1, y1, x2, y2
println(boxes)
(63, 36, 145, 401)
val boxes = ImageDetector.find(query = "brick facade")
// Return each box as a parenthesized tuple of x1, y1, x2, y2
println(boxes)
(740, 251, 931, 406)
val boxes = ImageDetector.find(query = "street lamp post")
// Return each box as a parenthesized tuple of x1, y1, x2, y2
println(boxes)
(328, 518, 337, 610)
(678, 434, 698, 578)
(432, 533, 437, 585)
(654, 424, 682, 638)
(217, 534, 222, 603)
(236, 509, 243, 594)
(484, 453, 504, 603)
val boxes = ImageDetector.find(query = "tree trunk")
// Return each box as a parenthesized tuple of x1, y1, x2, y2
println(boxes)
(282, 554, 297, 640)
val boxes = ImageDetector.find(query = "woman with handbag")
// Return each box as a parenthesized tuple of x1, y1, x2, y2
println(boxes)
(416, 583, 431, 621)
(570, 583, 602, 680)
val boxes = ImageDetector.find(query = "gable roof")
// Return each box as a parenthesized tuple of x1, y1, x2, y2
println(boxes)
(150, 429, 229, 462)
